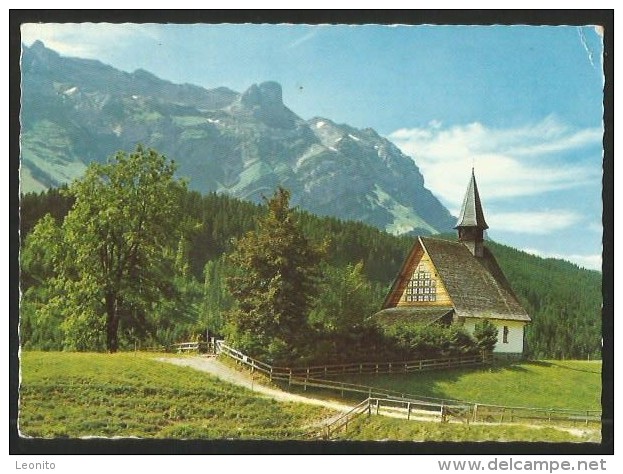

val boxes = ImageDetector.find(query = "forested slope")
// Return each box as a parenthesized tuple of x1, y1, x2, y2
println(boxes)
(19, 187, 602, 359)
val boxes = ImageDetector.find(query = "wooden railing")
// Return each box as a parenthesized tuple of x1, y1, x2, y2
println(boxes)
(215, 341, 601, 429)
(216, 341, 487, 379)
(370, 396, 472, 424)
(318, 398, 371, 440)
(169, 341, 218, 354)
(316, 396, 473, 439)
(470, 403, 601, 426)
(285, 354, 488, 378)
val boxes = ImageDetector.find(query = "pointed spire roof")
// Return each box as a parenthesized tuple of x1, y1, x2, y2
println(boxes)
(454, 168, 489, 229)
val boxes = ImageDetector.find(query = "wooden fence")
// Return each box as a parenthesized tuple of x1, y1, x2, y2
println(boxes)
(168, 341, 218, 354)
(315, 396, 473, 439)
(285, 354, 487, 378)
(216, 341, 487, 379)
(470, 403, 601, 426)
(215, 341, 602, 429)
(317, 398, 371, 440)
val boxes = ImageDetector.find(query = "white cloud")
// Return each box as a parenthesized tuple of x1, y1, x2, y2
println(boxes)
(21, 23, 159, 59)
(522, 248, 602, 272)
(487, 210, 583, 235)
(388, 117, 603, 208)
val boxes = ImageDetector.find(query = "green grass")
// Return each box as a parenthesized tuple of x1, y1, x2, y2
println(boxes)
(19, 353, 602, 442)
(336, 416, 599, 442)
(328, 360, 602, 411)
(19, 352, 334, 439)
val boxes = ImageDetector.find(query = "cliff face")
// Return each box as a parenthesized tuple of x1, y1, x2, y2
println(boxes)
(20, 41, 455, 235)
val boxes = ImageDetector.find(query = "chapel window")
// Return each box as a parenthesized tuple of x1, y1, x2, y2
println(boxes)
(403, 263, 437, 302)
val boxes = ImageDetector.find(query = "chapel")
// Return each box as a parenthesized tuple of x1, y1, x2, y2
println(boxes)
(375, 169, 531, 357)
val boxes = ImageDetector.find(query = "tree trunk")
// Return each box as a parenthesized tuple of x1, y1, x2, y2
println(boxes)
(105, 293, 120, 353)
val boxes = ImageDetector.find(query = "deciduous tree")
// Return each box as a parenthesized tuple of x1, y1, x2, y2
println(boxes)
(23, 146, 188, 352)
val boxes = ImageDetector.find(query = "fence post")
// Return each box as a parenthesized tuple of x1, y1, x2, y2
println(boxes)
(289, 368, 292, 387)
(376, 399, 380, 415)
(586, 411, 589, 426)
(270, 367, 272, 382)
(473, 404, 478, 422)
(368, 399, 372, 416)
(419, 360, 422, 371)
(407, 402, 411, 421)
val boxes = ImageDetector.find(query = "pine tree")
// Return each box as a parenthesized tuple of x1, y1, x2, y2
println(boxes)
(225, 187, 323, 363)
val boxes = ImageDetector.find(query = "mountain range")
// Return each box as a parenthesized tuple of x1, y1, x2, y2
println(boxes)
(20, 40, 455, 235)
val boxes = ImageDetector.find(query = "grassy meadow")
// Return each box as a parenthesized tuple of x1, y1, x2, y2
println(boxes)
(18, 351, 334, 439)
(19, 352, 602, 442)
(328, 360, 602, 411)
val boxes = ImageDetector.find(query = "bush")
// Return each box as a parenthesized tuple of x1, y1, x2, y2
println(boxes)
(473, 320, 498, 353)
(375, 322, 478, 360)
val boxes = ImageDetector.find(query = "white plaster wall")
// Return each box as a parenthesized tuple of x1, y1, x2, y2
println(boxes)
(463, 319, 525, 354)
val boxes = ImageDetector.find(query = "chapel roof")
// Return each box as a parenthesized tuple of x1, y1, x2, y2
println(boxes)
(419, 237, 530, 322)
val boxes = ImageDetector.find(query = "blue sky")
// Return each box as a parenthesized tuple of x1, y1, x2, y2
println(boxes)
(21, 23, 605, 270)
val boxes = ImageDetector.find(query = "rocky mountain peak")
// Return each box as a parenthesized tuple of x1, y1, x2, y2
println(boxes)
(28, 40, 58, 57)
(234, 81, 297, 129)
(22, 40, 60, 72)
(131, 68, 161, 83)
(241, 81, 283, 108)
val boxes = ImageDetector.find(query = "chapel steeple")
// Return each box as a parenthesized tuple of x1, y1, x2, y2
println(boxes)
(455, 168, 488, 257)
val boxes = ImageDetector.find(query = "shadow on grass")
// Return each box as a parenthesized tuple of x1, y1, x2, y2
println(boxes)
(542, 362, 601, 375)
(309, 365, 498, 403)
(522, 360, 601, 374)
(524, 360, 553, 367)
(287, 358, 546, 405)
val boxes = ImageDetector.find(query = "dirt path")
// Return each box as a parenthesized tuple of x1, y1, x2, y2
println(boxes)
(158, 356, 355, 413)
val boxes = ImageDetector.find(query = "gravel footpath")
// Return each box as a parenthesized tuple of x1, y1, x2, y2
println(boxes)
(158, 356, 354, 412)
